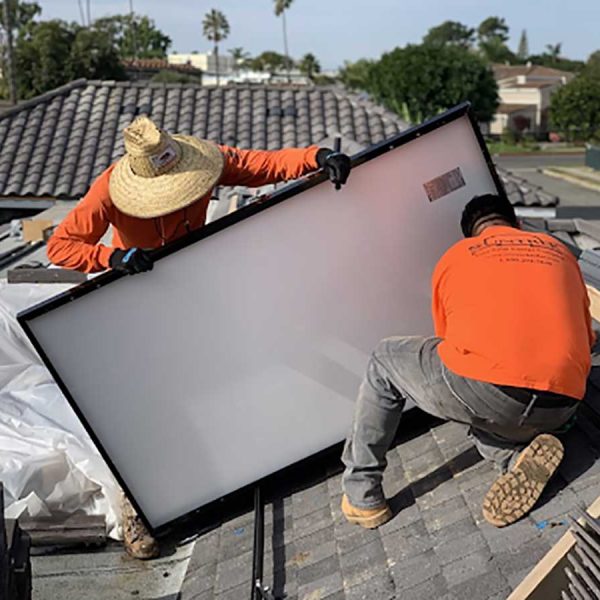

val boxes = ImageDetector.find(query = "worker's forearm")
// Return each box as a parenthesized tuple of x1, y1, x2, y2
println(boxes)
(47, 234, 113, 273)
(219, 145, 320, 187)
(258, 146, 320, 182)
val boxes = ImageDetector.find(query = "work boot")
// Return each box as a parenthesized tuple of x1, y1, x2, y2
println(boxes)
(341, 494, 392, 529)
(482, 433, 564, 527)
(121, 495, 160, 560)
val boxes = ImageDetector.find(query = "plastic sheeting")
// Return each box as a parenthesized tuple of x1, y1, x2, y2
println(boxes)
(0, 281, 121, 538)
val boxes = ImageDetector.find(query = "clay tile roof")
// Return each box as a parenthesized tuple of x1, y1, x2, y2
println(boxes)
(0, 80, 407, 200)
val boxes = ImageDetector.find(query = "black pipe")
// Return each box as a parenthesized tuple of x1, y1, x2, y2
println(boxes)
(251, 486, 264, 600)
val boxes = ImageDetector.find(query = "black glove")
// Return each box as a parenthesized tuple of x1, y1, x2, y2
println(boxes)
(109, 248, 154, 274)
(316, 148, 351, 188)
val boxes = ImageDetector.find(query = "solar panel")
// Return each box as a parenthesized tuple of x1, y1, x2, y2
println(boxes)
(18, 104, 504, 533)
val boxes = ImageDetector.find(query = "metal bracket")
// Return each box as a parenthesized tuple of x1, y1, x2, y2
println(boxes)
(251, 486, 282, 600)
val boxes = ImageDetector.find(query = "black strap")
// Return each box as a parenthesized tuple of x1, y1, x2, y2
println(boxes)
(495, 385, 579, 409)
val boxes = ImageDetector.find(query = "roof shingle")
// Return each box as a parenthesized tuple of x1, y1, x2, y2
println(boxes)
(0, 80, 406, 200)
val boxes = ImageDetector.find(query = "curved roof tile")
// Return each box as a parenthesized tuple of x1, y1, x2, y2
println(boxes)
(0, 80, 407, 199)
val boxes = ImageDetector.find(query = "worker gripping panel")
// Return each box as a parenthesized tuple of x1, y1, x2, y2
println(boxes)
(18, 105, 503, 533)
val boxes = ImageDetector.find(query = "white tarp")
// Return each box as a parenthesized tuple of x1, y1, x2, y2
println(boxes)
(0, 282, 121, 538)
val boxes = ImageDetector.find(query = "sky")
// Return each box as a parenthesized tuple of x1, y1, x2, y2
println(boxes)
(40, 1, 599, 70)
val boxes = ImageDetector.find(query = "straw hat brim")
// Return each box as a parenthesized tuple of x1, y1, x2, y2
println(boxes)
(109, 135, 224, 219)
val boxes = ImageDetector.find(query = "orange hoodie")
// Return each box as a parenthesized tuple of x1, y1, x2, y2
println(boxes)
(432, 226, 594, 399)
(47, 144, 320, 273)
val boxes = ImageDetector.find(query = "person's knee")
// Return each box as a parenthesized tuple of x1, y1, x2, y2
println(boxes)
(372, 336, 401, 362)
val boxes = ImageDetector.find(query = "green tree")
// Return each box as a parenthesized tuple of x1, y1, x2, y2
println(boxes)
(228, 46, 249, 63)
(477, 16, 515, 63)
(151, 69, 202, 84)
(202, 8, 230, 85)
(584, 50, 600, 79)
(517, 30, 529, 60)
(480, 38, 517, 63)
(527, 53, 584, 73)
(0, 0, 41, 99)
(545, 42, 562, 61)
(274, 0, 293, 82)
(0, 0, 41, 33)
(70, 24, 125, 79)
(298, 53, 320, 80)
(14, 20, 74, 98)
(550, 75, 600, 141)
(93, 14, 171, 59)
(251, 50, 293, 76)
(14, 19, 125, 99)
(477, 16, 509, 44)
(339, 58, 375, 91)
(228, 46, 250, 75)
(422, 20, 475, 48)
(366, 44, 499, 123)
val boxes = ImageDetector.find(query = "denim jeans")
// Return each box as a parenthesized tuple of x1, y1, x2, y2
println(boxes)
(341, 336, 579, 508)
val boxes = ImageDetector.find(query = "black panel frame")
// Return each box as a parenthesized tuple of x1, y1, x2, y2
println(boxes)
(16, 103, 505, 537)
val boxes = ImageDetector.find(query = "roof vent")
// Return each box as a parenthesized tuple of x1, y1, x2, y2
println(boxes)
(266, 106, 297, 118)
(120, 103, 137, 115)
(120, 103, 152, 116)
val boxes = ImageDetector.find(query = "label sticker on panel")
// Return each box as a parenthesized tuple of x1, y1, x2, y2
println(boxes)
(424, 167, 466, 202)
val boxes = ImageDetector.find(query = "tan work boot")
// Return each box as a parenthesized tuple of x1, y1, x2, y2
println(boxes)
(341, 494, 392, 529)
(482, 433, 564, 527)
(121, 495, 160, 560)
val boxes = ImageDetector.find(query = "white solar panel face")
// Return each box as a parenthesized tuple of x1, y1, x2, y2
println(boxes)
(22, 114, 500, 530)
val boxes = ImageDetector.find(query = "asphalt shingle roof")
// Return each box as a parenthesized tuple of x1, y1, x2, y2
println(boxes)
(172, 222, 600, 598)
(178, 390, 600, 600)
(0, 80, 407, 201)
(27, 320, 600, 599)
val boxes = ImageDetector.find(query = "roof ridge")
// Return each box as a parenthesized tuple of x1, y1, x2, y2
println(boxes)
(86, 79, 205, 90)
(0, 79, 88, 120)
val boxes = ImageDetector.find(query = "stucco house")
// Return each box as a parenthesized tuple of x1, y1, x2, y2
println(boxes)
(489, 63, 574, 136)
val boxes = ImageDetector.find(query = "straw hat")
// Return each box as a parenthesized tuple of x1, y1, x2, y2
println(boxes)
(109, 116, 224, 218)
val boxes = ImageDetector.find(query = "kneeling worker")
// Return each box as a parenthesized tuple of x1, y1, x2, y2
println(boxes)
(341, 194, 593, 529)
(48, 115, 352, 558)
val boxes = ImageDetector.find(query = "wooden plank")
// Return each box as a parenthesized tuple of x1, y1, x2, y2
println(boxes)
(507, 495, 600, 600)
(18, 515, 106, 548)
(7, 268, 87, 284)
(19, 514, 105, 531)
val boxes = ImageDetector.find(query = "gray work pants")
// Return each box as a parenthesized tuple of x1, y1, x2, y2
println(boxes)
(341, 336, 579, 508)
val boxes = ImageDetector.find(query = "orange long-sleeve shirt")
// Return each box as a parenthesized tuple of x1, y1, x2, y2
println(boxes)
(47, 145, 320, 273)
(432, 226, 594, 399)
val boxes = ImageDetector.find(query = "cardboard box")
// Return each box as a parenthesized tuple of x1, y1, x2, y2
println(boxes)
(21, 220, 53, 243)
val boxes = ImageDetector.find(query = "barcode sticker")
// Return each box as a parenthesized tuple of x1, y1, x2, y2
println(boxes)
(423, 167, 465, 202)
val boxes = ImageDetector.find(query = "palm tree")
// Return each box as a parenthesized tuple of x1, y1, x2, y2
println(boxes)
(273, 0, 293, 82)
(228, 47, 250, 76)
(299, 53, 321, 81)
(202, 9, 230, 85)
(545, 42, 562, 60)
(77, 0, 86, 26)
